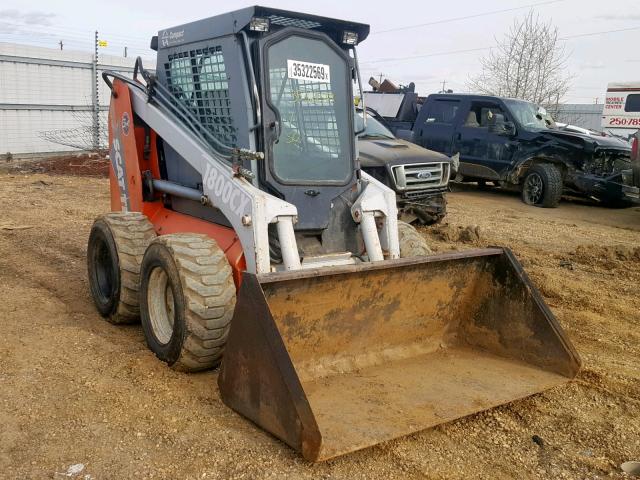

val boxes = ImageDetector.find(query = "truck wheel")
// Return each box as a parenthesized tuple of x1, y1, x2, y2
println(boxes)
(87, 212, 156, 324)
(398, 221, 432, 257)
(139, 234, 236, 372)
(521, 164, 563, 208)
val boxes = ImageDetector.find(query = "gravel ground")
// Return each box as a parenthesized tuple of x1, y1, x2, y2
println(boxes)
(0, 173, 639, 479)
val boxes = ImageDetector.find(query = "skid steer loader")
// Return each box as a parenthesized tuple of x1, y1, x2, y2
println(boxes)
(88, 6, 581, 462)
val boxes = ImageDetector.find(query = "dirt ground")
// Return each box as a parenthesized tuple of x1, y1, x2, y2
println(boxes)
(1, 171, 639, 479)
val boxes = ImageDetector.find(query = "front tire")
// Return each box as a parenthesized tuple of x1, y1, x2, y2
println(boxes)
(398, 221, 432, 257)
(139, 234, 236, 372)
(521, 163, 563, 208)
(87, 212, 156, 324)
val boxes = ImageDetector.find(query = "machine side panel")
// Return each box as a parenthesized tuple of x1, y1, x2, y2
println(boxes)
(108, 81, 144, 212)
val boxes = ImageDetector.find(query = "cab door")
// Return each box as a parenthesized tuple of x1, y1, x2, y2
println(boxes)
(416, 97, 461, 155)
(259, 28, 356, 231)
(454, 99, 515, 180)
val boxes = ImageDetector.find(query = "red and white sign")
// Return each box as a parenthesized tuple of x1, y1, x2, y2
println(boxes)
(601, 82, 640, 130)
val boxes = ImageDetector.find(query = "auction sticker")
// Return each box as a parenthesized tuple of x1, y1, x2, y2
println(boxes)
(287, 59, 330, 83)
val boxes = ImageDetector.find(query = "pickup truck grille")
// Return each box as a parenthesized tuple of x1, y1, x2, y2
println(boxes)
(391, 162, 450, 191)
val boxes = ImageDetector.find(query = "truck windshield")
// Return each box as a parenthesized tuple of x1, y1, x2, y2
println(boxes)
(504, 99, 549, 131)
(267, 35, 352, 184)
(355, 111, 395, 139)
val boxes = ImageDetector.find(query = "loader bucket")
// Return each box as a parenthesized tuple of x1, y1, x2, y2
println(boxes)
(218, 248, 581, 462)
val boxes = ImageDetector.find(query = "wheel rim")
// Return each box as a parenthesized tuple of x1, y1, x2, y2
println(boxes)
(94, 236, 116, 303)
(524, 172, 544, 204)
(147, 266, 175, 345)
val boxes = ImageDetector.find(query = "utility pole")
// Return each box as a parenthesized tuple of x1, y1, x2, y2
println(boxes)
(92, 31, 100, 151)
(441, 80, 446, 93)
(124, 46, 128, 58)
(59, 40, 63, 50)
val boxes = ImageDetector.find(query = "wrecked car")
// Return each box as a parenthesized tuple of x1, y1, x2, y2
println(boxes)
(356, 108, 453, 224)
(365, 90, 639, 207)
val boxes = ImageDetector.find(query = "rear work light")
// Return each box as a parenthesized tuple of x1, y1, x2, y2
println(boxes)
(342, 31, 358, 45)
(249, 17, 270, 32)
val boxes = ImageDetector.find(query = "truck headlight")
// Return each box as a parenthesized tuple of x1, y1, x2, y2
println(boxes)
(249, 17, 270, 32)
(621, 169, 633, 185)
(342, 31, 358, 45)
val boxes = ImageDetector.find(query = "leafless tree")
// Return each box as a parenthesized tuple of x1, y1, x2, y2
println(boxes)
(468, 11, 571, 106)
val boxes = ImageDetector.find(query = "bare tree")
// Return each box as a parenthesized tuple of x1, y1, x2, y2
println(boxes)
(468, 11, 571, 106)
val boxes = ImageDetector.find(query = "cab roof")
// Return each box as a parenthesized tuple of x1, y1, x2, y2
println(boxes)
(153, 6, 370, 50)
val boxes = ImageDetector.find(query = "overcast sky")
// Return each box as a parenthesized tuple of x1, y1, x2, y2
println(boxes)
(1, 0, 639, 103)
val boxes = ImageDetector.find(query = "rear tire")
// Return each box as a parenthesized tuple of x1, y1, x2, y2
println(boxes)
(398, 221, 432, 257)
(521, 163, 563, 208)
(87, 212, 156, 324)
(139, 234, 236, 372)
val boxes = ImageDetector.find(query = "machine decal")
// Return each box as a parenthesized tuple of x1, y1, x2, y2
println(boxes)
(203, 162, 251, 215)
(287, 59, 330, 83)
(110, 116, 130, 211)
(121, 112, 130, 136)
(160, 29, 185, 48)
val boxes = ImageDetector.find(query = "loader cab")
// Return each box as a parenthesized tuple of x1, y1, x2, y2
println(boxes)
(152, 7, 369, 239)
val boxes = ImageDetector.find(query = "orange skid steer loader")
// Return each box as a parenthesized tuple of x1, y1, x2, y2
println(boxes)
(87, 6, 581, 462)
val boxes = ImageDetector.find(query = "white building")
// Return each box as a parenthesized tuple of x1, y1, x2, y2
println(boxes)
(0, 42, 154, 156)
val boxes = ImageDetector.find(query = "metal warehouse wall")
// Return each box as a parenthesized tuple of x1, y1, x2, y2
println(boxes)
(0, 42, 155, 156)
(551, 103, 604, 132)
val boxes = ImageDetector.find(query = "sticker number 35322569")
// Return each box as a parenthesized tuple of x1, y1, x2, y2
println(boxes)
(287, 60, 331, 83)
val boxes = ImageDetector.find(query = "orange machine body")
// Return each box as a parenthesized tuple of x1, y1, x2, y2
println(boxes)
(107, 79, 246, 287)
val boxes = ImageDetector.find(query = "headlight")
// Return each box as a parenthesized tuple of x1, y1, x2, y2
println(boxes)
(342, 31, 358, 45)
(249, 17, 270, 32)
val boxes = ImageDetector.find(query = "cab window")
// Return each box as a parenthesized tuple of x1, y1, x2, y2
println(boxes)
(463, 101, 509, 128)
(425, 99, 460, 125)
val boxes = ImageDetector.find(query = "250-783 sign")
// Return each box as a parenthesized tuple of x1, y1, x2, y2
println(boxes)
(602, 86, 640, 130)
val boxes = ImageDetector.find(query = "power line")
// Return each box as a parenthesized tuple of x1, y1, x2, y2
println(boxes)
(362, 25, 640, 65)
(372, 0, 569, 34)
(0, 20, 151, 45)
(559, 25, 640, 40)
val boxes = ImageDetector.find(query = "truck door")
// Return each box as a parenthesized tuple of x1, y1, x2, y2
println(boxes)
(414, 97, 461, 155)
(454, 99, 515, 180)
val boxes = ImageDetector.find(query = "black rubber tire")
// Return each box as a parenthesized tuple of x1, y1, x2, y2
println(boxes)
(521, 163, 563, 208)
(139, 234, 236, 372)
(87, 212, 156, 324)
(398, 221, 432, 257)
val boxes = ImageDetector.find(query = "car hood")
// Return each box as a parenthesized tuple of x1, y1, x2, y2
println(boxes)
(543, 129, 631, 152)
(358, 137, 451, 168)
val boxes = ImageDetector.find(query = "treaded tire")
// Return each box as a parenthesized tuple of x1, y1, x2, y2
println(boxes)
(521, 163, 563, 208)
(139, 234, 236, 372)
(398, 221, 432, 257)
(87, 212, 156, 324)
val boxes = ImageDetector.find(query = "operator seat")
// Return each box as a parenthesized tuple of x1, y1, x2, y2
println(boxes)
(465, 111, 480, 127)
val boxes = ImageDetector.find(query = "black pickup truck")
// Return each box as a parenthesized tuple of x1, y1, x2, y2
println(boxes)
(356, 109, 452, 224)
(366, 91, 639, 207)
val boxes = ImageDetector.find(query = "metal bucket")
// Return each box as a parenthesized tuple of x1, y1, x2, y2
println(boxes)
(218, 248, 581, 462)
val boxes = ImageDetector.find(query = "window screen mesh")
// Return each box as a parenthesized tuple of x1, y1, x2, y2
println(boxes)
(267, 15, 322, 30)
(164, 46, 236, 147)
(269, 68, 341, 158)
